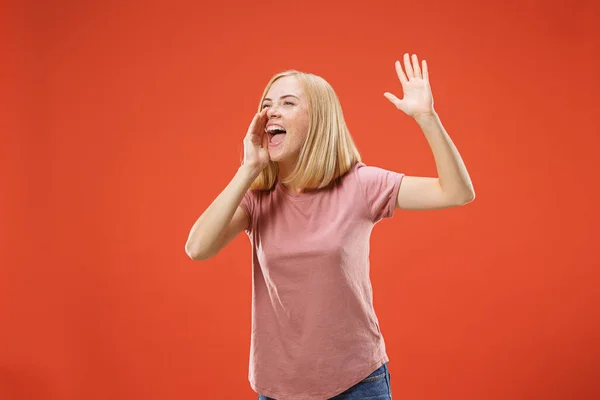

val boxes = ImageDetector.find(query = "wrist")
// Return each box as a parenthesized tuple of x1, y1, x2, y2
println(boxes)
(413, 110, 437, 122)
(238, 164, 262, 181)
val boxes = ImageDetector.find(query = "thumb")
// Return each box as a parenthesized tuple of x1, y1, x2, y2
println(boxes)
(383, 92, 407, 112)
(383, 92, 401, 105)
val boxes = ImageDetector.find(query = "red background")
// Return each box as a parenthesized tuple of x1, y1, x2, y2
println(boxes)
(2, 0, 599, 399)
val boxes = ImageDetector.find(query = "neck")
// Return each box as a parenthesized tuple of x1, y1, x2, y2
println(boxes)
(277, 160, 304, 194)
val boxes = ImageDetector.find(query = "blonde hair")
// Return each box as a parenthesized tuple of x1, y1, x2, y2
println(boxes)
(248, 70, 361, 191)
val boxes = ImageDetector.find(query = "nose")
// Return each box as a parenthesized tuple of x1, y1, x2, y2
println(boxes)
(267, 104, 281, 119)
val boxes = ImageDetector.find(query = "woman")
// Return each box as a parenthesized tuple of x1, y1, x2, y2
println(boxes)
(185, 53, 474, 400)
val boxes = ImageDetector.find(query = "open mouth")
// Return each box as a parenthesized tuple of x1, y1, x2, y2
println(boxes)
(266, 125, 287, 145)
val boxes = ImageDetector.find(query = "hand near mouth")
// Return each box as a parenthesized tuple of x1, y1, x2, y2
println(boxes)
(242, 107, 270, 175)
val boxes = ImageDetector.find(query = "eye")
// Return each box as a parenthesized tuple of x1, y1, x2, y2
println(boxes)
(284, 101, 294, 106)
(261, 104, 271, 109)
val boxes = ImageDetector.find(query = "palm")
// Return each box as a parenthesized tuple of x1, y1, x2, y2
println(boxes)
(256, 146, 270, 166)
(384, 53, 434, 117)
(249, 128, 271, 168)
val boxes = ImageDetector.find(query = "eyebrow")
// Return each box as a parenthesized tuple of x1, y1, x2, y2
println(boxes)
(262, 94, 300, 102)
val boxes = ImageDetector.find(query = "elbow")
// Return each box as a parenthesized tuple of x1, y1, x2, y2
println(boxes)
(458, 189, 476, 205)
(185, 244, 212, 261)
(447, 188, 475, 207)
(186, 230, 224, 261)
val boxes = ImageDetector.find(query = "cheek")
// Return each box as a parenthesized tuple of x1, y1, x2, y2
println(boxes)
(295, 114, 309, 139)
(284, 131, 306, 152)
(285, 111, 309, 146)
(291, 121, 308, 142)
(285, 135, 301, 149)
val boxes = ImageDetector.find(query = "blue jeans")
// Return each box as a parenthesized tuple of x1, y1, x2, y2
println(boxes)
(258, 362, 392, 399)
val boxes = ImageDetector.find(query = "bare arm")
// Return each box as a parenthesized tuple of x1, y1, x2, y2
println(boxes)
(185, 166, 257, 260)
(185, 108, 270, 260)
(384, 53, 475, 211)
(396, 112, 475, 210)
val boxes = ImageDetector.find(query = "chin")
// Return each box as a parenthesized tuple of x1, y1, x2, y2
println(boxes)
(268, 143, 299, 164)
(268, 148, 285, 162)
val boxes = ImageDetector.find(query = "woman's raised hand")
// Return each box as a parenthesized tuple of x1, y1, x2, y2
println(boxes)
(384, 53, 434, 118)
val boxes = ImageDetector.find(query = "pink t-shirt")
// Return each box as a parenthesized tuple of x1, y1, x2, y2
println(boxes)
(240, 161, 403, 400)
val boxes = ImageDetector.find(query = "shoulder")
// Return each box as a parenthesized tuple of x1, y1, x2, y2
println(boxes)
(243, 185, 275, 204)
(352, 162, 403, 184)
(350, 162, 404, 222)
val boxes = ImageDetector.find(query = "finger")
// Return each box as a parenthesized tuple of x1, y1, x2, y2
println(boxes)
(247, 114, 266, 145)
(394, 60, 408, 84)
(422, 59, 429, 81)
(248, 109, 268, 136)
(383, 92, 402, 107)
(256, 108, 270, 138)
(250, 130, 265, 146)
(258, 107, 269, 128)
(261, 106, 269, 121)
(246, 112, 260, 136)
(403, 53, 414, 79)
(411, 54, 421, 79)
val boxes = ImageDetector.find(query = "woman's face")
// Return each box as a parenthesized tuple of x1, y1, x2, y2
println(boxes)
(261, 76, 309, 167)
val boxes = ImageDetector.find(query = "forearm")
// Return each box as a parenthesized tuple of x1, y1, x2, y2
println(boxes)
(414, 111, 475, 201)
(185, 165, 257, 259)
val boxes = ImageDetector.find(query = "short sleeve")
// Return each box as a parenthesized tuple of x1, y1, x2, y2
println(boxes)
(356, 163, 404, 223)
(239, 190, 256, 234)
